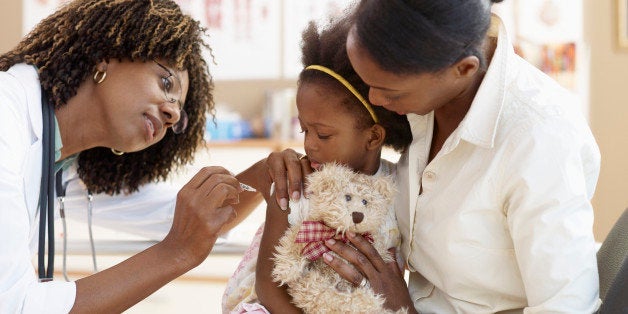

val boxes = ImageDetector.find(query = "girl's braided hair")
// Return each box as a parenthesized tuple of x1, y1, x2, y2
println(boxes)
(0, 0, 214, 195)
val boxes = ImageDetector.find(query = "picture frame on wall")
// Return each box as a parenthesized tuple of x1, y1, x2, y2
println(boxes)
(619, 0, 628, 48)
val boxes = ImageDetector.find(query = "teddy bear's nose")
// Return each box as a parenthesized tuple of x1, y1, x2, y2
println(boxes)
(351, 212, 364, 224)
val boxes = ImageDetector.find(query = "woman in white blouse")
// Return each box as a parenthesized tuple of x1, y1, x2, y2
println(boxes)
(265, 0, 601, 313)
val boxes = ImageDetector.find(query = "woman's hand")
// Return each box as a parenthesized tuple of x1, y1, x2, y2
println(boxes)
(266, 148, 312, 210)
(163, 166, 240, 265)
(73, 166, 241, 313)
(323, 232, 417, 313)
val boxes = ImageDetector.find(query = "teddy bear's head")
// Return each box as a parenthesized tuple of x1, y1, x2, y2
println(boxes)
(304, 163, 396, 235)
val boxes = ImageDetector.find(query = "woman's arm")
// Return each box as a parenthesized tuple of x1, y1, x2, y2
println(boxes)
(71, 167, 240, 313)
(497, 120, 600, 313)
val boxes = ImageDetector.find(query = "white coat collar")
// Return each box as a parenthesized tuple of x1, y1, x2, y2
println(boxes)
(7, 63, 43, 142)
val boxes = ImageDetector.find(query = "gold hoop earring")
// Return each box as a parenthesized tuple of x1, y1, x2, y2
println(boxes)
(93, 70, 107, 84)
(111, 148, 124, 156)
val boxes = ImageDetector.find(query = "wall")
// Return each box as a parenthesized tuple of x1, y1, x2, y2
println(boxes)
(0, 2, 22, 53)
(584, 0, 628, 241)
(213, 79, 295, 119)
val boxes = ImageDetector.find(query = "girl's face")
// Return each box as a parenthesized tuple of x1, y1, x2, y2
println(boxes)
(93, 59, 189, 152)
(296, 81, 374, 174)
(346, 28, 461, 116)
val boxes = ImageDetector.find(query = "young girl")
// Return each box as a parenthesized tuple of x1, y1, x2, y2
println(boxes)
(222, 15, 412, 313)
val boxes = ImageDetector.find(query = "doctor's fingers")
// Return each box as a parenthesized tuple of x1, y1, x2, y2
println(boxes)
(166, 203, 235, 263)
(185, 167, 241, 202)
(185, 166, 234, 190)
(175, 183, 238, 232)
(177, 175, 240, 219)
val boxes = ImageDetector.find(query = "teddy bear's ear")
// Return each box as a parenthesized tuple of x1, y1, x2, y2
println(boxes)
(306, 163, 353, 197)
(370, 175, 396, 200)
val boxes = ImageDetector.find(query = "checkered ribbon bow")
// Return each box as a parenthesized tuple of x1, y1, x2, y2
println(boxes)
(295, 221, 373, 261)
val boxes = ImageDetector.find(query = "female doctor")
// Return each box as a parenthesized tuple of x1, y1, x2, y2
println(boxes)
(0, 0, 265, 312)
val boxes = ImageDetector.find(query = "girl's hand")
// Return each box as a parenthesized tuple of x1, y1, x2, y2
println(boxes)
(266, 148, 312, 210)
(323, 233, 417, 313)
(163, 166, 240, 265)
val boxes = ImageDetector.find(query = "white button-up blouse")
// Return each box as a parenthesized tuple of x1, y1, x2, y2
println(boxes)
(396, 16, 601, 314)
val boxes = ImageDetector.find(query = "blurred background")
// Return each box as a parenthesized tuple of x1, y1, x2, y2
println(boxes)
(2, 0, 628, 313)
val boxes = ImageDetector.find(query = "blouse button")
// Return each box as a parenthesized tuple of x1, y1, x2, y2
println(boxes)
(424, 171, 435, 180)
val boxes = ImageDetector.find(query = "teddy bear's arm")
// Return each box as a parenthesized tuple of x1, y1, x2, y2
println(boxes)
(255, 201, 302, 313)
(271, 225, 310, 284)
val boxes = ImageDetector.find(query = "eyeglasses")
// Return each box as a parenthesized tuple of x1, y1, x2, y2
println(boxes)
(153, 60, 188, 134)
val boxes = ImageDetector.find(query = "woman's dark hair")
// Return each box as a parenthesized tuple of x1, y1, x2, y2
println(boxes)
(0, 0, 214, 194)
(299, 15, 412, 153)
(352, 0, 503, 74)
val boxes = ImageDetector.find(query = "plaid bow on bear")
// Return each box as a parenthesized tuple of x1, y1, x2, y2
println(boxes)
(295, 221, 373, 261)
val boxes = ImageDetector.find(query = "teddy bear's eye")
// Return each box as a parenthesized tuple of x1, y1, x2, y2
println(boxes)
(362, 199, 367, 206)
(345, 194, 351, 202)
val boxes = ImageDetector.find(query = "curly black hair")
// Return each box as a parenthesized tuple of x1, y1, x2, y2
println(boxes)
(299, 14, 412, 153)
(0, 0, 214, 195)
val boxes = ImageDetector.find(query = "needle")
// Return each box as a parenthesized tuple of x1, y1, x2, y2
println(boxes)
(239, 182, 256, 192)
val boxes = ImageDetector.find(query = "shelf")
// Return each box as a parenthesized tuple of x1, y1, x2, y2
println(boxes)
(204, 138, 302, 151)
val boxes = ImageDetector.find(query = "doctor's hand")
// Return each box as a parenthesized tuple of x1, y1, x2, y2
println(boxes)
(266, 148, 312, 210)
(323, 233, 418, 313)
(162, 166, 240, 266)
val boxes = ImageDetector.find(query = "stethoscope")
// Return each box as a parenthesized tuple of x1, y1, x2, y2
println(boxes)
(38, 89, 55, 282)
(39, 91, 98, 282)
(56, 171, 98, 281)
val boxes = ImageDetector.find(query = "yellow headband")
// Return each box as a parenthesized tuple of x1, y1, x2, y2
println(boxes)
(305, 65, 379, 123)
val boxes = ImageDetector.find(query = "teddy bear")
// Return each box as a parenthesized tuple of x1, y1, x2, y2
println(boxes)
(271, 163, 406, 314)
